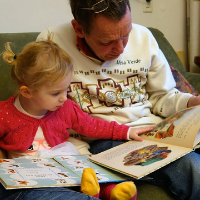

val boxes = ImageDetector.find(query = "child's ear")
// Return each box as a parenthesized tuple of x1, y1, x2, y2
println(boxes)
(71, 19, 85, 38)
(20, 86, 32, 98)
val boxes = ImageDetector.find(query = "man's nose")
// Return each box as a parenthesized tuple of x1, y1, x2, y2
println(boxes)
(113, 38, 124, 54)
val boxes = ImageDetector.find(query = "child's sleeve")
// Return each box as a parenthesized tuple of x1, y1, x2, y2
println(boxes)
(70, 101, 130, 141)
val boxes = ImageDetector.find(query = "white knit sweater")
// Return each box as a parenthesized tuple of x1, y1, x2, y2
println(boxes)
(37, 23, 192, 128)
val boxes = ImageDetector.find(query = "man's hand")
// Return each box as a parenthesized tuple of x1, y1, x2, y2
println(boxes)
(187, 96, 200, 108)
(129, 126, 155, 141)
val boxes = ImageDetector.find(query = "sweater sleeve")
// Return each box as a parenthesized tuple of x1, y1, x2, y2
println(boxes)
(145, 30, 193, 117)
(69, 100, 129, 141)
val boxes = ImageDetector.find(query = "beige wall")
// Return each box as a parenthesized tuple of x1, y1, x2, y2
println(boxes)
(131, 0, 188, 69)
(131, 0, 187, 55)
(0, 0, 187, 58)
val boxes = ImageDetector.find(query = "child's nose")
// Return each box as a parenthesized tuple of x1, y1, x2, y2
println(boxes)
(59, 95, 67, 102)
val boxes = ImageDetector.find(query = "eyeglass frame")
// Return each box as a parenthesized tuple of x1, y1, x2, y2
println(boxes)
(80, 0, 123, 14)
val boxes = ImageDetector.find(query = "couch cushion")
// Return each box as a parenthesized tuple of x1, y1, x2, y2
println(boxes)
(148, 28, 186, 75)
(0, 32, 39, 101)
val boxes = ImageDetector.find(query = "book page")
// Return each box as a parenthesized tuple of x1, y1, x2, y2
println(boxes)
(142, 106, 200, 148)
(54, 155, 133, 183)
(0, 155, 135, 190)
(0, 157, 81, 189)
(89, 140, 191, 179)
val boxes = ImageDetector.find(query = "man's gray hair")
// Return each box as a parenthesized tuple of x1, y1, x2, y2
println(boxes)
(69, 0, 131, 34)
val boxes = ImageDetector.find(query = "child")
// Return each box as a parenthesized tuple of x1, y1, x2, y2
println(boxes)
(0, 35, 153, 200)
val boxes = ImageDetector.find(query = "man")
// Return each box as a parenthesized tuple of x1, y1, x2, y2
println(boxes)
(38, 0, 200, 199)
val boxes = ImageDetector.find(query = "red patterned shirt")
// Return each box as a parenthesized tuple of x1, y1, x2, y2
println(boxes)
(0, 95, 129, 152)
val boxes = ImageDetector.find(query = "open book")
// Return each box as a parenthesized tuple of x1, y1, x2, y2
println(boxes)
(89, 105, 200, 179)
(0, 155, 133, 189)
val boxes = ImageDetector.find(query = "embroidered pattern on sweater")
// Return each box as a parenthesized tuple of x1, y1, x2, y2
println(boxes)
(73, 65, 148, 76)
(68, 74, 148, 114)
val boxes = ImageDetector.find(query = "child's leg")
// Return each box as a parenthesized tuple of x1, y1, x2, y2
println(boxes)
(80, 168, 137, 200)
(80, 168, 100, 198)
(100, 182, 137, 200)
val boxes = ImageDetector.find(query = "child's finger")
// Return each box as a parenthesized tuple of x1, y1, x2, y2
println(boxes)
(134, 125, 155, 134)
(133, 134, 143, 141)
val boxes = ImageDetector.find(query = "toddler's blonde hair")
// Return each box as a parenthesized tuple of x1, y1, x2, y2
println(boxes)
(1, 34, 73, 91)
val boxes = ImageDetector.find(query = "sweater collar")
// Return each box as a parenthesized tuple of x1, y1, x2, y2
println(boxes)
(14, 95, 44, 119)
(76, 36, 104, 64)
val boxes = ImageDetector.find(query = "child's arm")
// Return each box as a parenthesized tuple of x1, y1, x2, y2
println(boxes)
(128, 126, 155, 141)
(68, 100, 154, 141)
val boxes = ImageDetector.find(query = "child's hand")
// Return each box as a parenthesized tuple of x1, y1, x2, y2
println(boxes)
(129, 125, 155, 141)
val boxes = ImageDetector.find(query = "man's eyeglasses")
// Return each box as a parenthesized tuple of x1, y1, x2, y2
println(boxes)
(80, 0, 123, 14)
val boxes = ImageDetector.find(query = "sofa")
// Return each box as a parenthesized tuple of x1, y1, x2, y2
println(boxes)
(0, 28, 200, 200)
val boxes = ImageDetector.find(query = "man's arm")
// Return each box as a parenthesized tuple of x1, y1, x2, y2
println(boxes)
(145, 29, 194, 117)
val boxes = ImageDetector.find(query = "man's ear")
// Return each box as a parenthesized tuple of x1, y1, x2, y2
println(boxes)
(20, 86, 32, 98)
(71, 19, 85, 38)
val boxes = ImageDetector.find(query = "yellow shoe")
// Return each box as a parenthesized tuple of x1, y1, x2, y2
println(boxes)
(110, 181, 137, 200)
(80, 168, 100, 197)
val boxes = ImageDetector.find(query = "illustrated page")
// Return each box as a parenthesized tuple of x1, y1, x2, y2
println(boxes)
(89, 140, 191, 179)
(54, 155, 132, 183)
(0, 157, 80, 189)
(142, 106, 200, 148)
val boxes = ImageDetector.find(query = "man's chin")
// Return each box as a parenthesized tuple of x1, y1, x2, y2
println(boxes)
(103, 54, 120, 61)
